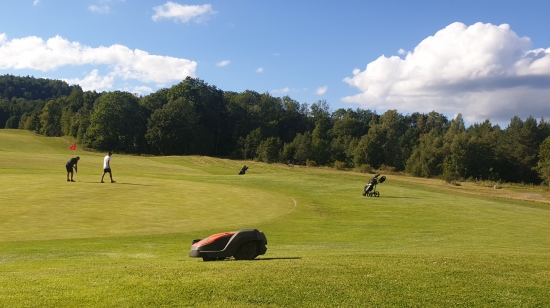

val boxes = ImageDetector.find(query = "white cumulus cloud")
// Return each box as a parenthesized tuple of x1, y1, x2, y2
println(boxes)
(316, 86, 328, 95)
(64, 69, 115, 92)
(152, 2, 215, 23)
(0, 33, 197, 92)
(216, 60, 230, 67)
(129, 85, 154, 96)
(343, 22, 550, 125)
(271, 87, 306, 95)
(88, 5, 111, 14)
(272, 87, 291, 94)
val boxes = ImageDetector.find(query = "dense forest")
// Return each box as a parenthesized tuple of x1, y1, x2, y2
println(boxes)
(1, 74, 550, 185)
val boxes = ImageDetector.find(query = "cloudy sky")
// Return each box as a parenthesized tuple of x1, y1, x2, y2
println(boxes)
(1, 1, 550, 126)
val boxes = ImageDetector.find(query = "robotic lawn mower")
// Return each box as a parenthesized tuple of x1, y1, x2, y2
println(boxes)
(189, 228, 267, 261)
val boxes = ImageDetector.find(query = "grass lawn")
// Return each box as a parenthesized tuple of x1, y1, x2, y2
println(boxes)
(1, 129, 549, 307)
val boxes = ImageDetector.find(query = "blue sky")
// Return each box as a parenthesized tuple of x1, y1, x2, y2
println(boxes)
(1, 1, 550, 127)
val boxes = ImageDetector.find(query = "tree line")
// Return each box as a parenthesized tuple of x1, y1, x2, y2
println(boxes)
(1, 74, 550, 185)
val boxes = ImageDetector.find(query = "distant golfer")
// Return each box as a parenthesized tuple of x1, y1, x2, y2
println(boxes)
(66, 156, 80, 182)
(101, 152, 116, 183)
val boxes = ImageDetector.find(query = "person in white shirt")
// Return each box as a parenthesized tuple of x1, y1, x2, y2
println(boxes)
(101, 152, 116, 183)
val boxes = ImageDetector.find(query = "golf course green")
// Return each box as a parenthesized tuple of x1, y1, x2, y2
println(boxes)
(1, 129, 549, 307)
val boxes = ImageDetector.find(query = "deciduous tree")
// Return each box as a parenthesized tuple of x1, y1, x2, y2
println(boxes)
(85, 91, 146, 153)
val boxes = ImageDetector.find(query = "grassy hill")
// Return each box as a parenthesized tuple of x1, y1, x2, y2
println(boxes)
(1, 129, 549, 307)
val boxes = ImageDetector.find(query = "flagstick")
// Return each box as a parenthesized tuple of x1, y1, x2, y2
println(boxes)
(70, 143, 79, 182)
(74, 144, 79, 182)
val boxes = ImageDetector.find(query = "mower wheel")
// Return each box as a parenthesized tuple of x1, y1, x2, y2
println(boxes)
(233, 241, 258, 260)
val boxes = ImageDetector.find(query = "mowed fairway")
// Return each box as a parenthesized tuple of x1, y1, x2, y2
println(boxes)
(1, 130, 549, 307)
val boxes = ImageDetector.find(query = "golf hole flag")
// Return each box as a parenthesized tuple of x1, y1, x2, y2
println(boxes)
(70, 143, 76, 151)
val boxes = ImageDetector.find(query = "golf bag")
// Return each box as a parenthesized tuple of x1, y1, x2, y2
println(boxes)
(239, 165, 249, 175)
(362, 174, 386, 197)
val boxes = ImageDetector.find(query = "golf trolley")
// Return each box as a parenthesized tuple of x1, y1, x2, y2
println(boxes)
(239, 165, 249, 175)
(362, 174, 386, 197)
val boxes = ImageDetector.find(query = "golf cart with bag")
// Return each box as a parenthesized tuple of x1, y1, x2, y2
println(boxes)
(238, 165, 249, 175)
(362, 174, 386, 197)
(189, 228, 267, 261)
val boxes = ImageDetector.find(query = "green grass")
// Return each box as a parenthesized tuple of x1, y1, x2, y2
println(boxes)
(1, 129, 549, 307)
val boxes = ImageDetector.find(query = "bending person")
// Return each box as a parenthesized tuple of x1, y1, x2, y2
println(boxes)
(66, 156, 80, 182)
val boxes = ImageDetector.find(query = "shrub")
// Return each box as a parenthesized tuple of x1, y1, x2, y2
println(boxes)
(333, 160, 347, 170)
(355, 164, 372, 173)
(442, 170, 461, 185)
(379, 164, 396, 174)
(306, 159, 318, 167)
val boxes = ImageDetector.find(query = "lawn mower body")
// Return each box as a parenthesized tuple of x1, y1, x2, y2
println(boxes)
(189, 228, 267, 261)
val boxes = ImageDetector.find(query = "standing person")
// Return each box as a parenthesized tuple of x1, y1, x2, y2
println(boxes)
(66, 156, 80, 182)
(101, 152, 116, 183)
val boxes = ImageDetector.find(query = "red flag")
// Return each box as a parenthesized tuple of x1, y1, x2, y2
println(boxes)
(70, 144, 76, 151)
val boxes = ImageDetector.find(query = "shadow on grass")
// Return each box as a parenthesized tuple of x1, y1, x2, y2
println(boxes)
(114, 182, 153, 186)
(196, 257, 302, 262)
(370, 196, 420, 199)
(256, 257, 302, 261)
(83, 182, 153, 186)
